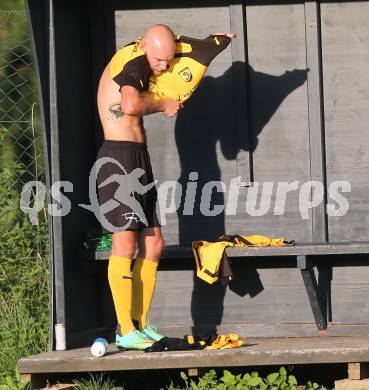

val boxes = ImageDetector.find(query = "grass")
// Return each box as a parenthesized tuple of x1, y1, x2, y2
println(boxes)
(0, 163, 49, 387)
(73, 373, 117, 390)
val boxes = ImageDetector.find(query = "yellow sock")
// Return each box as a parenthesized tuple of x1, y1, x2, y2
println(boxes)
(108, 255, 134, 336)
(132, 257, 158, 329)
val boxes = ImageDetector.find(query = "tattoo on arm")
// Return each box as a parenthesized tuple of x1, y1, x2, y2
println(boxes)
(108, 102, 124, 123)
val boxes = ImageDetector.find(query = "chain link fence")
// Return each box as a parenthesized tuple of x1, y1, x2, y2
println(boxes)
(0, 8, 49, 255)
(0, 9, 50, 381)
(0, 10, 45, 186)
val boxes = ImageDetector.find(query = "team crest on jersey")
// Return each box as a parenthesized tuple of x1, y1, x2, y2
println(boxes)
(178, 67, 192, 82)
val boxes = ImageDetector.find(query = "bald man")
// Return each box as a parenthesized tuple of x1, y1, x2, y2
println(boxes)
(96, 24, 234, 350)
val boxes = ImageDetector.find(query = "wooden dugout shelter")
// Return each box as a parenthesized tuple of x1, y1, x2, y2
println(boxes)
(19, 0, 369, 383)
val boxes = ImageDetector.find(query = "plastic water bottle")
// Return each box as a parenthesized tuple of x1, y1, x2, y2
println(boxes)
(90, 337, 108, 357)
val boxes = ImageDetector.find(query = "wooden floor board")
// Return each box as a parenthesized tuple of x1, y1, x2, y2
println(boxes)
(18, 334, 369, 374)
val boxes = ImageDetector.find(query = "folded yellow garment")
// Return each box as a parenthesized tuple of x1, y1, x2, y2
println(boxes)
(229, 235, 290, 247)
(193, 234, 295, 285)
(193, 240, 231, 278)
(205, 333, 246, 350)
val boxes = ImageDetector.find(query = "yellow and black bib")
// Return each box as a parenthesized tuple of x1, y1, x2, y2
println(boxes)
(110, 38, 151, 93)
(144, 34, 231, 102)
(110, 34, 231, 102)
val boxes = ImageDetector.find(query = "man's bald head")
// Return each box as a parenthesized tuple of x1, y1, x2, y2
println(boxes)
(141, 24, 176, 75)
(143, 24, 175, 50)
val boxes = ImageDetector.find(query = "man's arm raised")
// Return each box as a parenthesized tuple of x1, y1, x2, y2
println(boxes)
(121, 85, 183, 117)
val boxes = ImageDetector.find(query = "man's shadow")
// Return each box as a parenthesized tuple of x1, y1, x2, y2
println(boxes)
(174, 61, 307, 334)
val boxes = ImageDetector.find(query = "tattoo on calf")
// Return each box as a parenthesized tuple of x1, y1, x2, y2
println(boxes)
(108, 102, 124, 123)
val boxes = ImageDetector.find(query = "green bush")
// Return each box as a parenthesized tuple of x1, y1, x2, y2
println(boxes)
(164, 367, 328, 390)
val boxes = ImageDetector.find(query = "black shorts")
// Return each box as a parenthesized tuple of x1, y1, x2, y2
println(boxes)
(96, 140, 160, 233)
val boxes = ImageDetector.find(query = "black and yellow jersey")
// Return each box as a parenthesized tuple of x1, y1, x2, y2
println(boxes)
(109, 38, 151, 93)
(145, 34, 231, 102)
(109, 34, 231, 102)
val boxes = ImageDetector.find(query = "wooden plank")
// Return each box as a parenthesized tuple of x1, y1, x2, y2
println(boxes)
(151, 267, 315, 326)
(149, 264, 369, 327)
(328, 266, 369, 325)
(226, 242, 369, 257)
(335, 378, 369, 390)
(188, 368, 199, 377)
(40, 385, 76, 390)
(304, 1, 327, 243)
(20, 374, 32, 383)
(233, 2, 311, 241)
(348, 362, 369, 380)
(85, 243, 369, 260)
(17, 335, 369, 374)
(321, 2, 369, 241)
(331, 286, 369, 324)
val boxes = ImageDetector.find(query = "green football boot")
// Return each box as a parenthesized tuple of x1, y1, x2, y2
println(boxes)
(141, 322, 165, 342)
(116, 328, 154, 351)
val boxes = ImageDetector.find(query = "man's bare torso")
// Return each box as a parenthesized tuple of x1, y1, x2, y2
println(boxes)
(97, 63, 145, 142)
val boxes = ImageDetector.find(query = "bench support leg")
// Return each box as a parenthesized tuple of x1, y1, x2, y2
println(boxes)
(19, 373, 48, 389)
(348, 363, 369, 380)
(297, 255, 327, 330)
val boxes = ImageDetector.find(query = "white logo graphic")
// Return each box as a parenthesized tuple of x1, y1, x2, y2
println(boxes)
(20, 172, 352, 226)
(79, 157, 156, 232)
